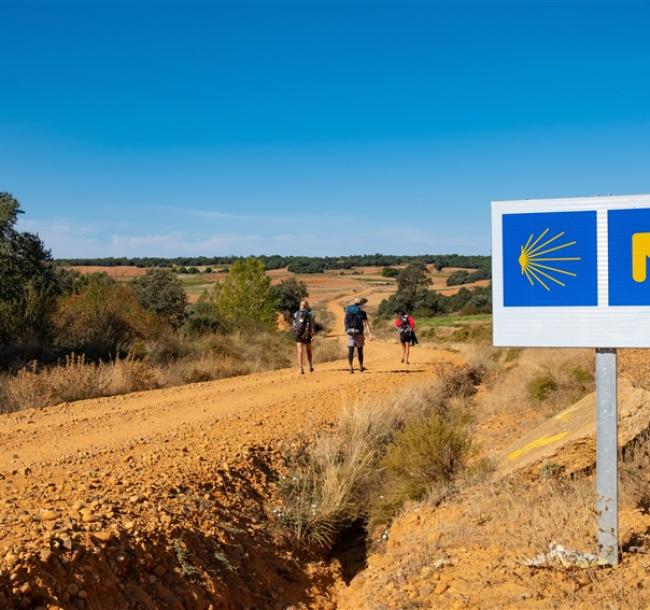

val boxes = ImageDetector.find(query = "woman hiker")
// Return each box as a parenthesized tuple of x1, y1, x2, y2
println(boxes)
(293, 299, 315, 374)
(395, 310, 417, 364)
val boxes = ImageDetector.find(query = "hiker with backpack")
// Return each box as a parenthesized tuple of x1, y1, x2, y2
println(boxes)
(293, 299, 315, 374)
(395, 310, 417, 364)
(344, 297, 373, 374)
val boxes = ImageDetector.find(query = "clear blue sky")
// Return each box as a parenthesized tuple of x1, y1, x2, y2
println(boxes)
(2, 1, 650, 258)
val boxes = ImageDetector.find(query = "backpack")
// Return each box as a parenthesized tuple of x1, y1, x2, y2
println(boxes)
(344, 305, 364, 335)
(293, 309, 312, 339)
(398, 314, 413, 338)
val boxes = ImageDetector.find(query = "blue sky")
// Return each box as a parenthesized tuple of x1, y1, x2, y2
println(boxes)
(2, 1, 650, 258)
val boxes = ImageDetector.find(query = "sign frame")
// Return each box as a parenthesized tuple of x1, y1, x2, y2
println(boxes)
(492, 193, 650, 348)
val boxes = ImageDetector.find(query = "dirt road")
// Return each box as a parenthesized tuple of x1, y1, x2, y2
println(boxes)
(0, 292, 461, 610)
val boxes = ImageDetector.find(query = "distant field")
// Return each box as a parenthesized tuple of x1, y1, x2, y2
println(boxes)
(67, 264, 488, 304)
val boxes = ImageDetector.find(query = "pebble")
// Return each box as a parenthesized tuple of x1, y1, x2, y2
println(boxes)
(39, 509, 61, 522)
(92, 530, 113, 542)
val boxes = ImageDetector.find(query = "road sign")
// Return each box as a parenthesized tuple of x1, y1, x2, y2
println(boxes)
(492, 194, 650, 567)
(492, 194, 650, 348)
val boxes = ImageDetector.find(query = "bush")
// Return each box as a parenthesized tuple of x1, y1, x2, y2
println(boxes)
(270, 277, 309, 318)
(184, 299, 223, 337)
(370, 408, 471, 528)
(278, 369, 479, 548)
(527, 369, 559, 401)
(53, 276, 155, 359)
(382, 267, 399, 278)
(132, 269, 188, 327)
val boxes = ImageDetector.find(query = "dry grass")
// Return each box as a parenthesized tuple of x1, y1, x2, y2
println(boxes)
(1, 354, 162, 412)
(0, 329, 296, 413)
(475, 347, 595, 421)
(278, 367, 480, 548)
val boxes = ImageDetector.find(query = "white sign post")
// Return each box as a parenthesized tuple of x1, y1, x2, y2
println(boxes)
(492, 194, 650, 566)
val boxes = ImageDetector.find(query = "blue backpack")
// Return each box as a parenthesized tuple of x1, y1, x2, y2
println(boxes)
(344, 305, 364, 335)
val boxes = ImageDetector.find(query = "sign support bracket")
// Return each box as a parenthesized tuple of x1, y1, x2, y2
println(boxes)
(595, 347, 619, 566)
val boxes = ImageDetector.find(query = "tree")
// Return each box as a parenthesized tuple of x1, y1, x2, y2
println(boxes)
(53, 275, 154, 358)
(132, 269, 188, 327)
(270, 277, 309, 317)
(0, 193, 61, 360)
(396, 263, 432, 311)
(217, 257, 276, 325)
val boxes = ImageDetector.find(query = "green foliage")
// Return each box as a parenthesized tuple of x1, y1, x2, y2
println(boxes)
(527, 370, 559, 401)
(184, 293, 222, 337)
(216, 257, 276, 325)
(446, 267, 490, 286)
(396, 263, 432, 308)
(53, 275, 154, 358)
(371, 409, 471, 527)
(187, 266, 199, 274)
(132, 269, 188, 327)
(0, 193, 64, 362)
(58, 253, 492, 272)
(270, 277, 309, 315)
(381, 267, 399, 278)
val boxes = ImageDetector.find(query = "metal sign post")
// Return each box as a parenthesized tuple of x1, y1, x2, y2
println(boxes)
(595, 347, 619, 565)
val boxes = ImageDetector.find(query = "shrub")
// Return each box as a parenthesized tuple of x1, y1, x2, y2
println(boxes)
(370, 408, 471, 529)
(53, 276, 155, 359)
(278, 369, 479, 548)
(381, 267, 399, 278)
(270, 277, 309, 318)
(132, 269, 188, 327)
(527, 369, 559, 401)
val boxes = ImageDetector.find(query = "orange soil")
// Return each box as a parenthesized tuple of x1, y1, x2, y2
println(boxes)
(0, 288, 460, 610)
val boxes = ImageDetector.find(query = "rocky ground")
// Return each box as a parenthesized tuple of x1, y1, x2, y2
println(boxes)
(0, 295, 462, 609)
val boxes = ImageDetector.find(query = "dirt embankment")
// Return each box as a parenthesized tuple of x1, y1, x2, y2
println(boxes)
(0, 297, 461, 610)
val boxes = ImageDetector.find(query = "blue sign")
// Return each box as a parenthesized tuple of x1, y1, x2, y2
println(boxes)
(503, 211, 598, 307)
(608, 208, 650, 305)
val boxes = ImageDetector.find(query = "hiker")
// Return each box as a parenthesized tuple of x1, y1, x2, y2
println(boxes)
(293, 299, 315, 374)
(395, 310, 417, 364)
(344, 297, 373, 373)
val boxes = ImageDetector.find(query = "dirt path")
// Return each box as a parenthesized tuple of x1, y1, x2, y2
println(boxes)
(0, 289, 461, 610)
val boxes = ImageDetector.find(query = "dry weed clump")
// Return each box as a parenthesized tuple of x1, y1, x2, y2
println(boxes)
(0, 328, 298, 412)
(479, 348, 594, 420)
(1, 354, 163, 412)
(278, 367, 481, 548)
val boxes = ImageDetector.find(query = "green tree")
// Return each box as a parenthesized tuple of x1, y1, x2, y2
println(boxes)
(270, 277, 309, 315)
(396, 263, 432, 311)
(132, 269, 188, 327)
(217, 257, 276, 325)
(0, 193, 61, 360)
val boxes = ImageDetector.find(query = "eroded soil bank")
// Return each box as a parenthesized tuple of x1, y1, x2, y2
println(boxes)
(0, 341, 461, 609)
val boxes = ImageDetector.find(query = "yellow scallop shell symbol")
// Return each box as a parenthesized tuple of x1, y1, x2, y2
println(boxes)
(518, 229, 581, 291)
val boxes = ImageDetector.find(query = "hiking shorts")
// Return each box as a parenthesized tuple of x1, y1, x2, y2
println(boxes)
(295, 334, 313, 345)
(399, 332, 413, 344)
(346, 333, 365, 348)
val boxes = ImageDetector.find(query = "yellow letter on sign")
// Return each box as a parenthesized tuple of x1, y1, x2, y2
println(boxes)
(632, 232, 650, 283)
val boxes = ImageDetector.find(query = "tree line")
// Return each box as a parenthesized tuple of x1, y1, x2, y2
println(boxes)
(57, 253, 491, 274)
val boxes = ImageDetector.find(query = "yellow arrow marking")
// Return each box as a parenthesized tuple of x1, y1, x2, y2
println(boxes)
(507, 432, 569, 461)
